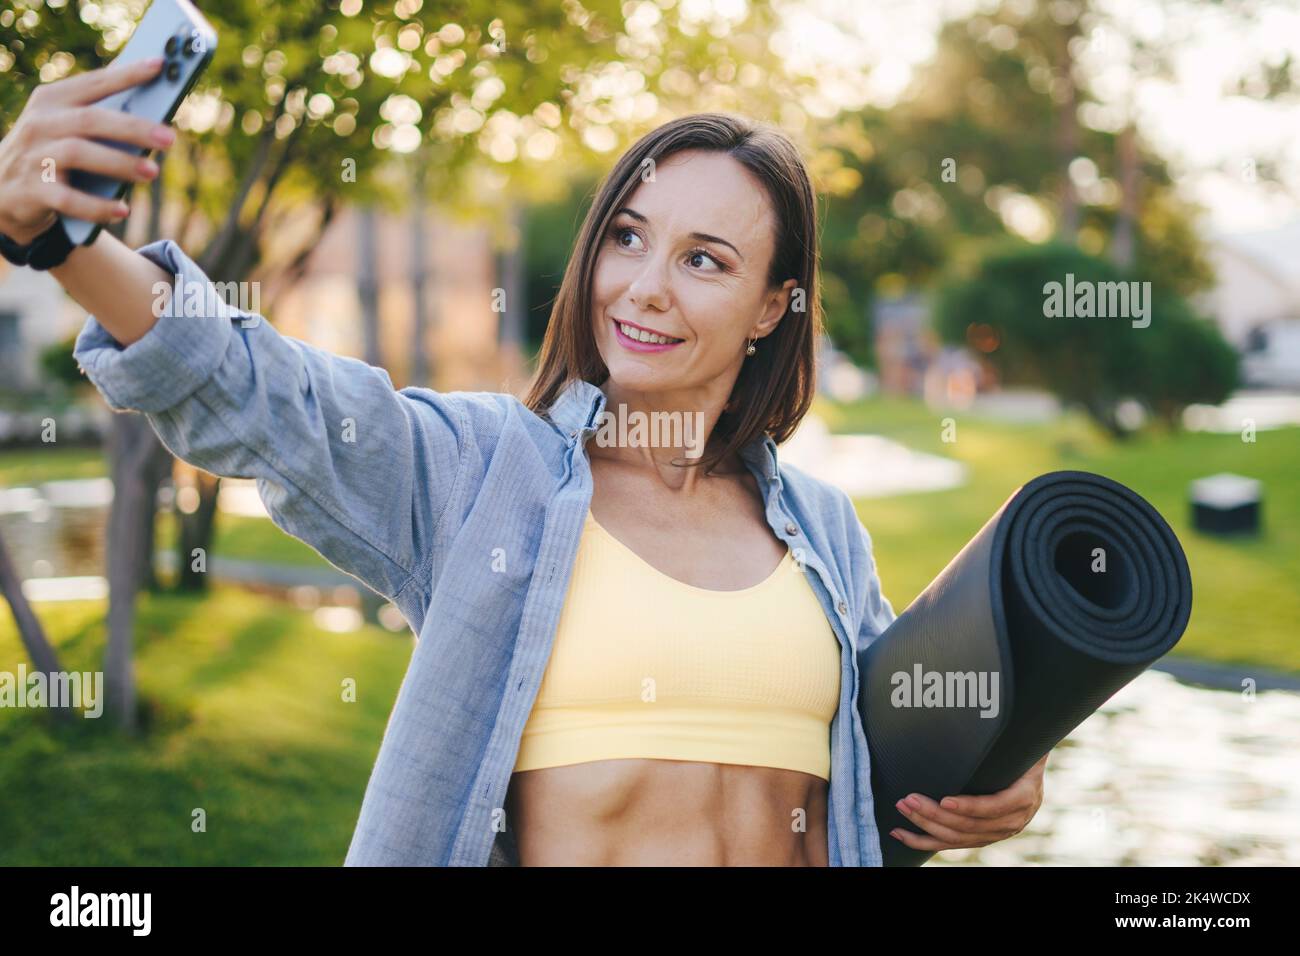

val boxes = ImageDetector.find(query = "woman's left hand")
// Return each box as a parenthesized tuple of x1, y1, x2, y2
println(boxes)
(889, 752, 1049, 853)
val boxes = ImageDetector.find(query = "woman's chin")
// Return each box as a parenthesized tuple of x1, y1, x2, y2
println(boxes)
(601, 361, 673, 394)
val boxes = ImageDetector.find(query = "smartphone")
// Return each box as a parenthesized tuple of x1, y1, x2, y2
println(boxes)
(61, 0, 217, 246)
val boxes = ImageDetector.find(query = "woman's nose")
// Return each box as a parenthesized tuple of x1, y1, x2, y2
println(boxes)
(627, 256, 672, 312)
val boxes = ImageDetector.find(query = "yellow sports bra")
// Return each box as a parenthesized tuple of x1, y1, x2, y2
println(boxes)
(512, 508, 842, 781)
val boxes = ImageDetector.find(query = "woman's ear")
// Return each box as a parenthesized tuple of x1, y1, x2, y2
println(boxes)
(754, 277, 800, 339)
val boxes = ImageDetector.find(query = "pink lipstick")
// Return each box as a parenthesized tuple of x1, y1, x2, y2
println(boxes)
(611, 317, 685, 353)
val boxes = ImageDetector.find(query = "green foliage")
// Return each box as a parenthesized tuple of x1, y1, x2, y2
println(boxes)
(38, 332, 83, 389)
(0, 0, 833, 309)
(814, 0, 1218, 359)
(519, 176, 597, 351)
(931, 241, 1238, 436)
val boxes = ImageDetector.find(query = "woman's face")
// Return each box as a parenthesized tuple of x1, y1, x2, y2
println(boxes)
(591, 149, 794, 403)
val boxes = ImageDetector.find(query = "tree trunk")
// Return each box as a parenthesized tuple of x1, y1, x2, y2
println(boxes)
(104, 413, 165, 732)
(410, 189, 430, 386)
(135, 437, 171, 592)
(0, 528, 72, 722)
(175, 468, 221, 591)
(358, 207, 382, 367)
(498, 202, 527, 385)
(1055, 26, 1081, 241)
(1112, 121, 1139, 270)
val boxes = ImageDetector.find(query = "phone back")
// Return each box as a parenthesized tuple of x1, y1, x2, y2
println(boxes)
(63, 0, 217, 245)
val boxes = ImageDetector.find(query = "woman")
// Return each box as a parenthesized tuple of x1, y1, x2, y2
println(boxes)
(0, 57, 1046, 866)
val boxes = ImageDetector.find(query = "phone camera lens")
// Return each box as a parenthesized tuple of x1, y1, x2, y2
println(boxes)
(184, 32, 202, 56)
(165, 60, 181, 82)
(164, 35, 179, 56)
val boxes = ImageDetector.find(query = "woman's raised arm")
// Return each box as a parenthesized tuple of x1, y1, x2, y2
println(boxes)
(0, 59, 497, 632)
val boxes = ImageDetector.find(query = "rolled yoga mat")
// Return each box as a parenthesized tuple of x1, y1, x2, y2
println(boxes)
(857, 470, 1192, 866)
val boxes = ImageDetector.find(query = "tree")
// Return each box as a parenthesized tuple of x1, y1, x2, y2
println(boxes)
(0, 529, 72, 722)
(813, 0, 1222, 372)
(931, 241, 1238, 437)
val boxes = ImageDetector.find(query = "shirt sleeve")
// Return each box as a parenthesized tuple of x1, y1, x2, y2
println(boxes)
(72, 238, 475, 625)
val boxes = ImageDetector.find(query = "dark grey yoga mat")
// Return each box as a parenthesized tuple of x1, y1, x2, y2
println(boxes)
(857, 470, 1193, 866)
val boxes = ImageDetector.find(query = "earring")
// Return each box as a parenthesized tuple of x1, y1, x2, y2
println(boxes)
(746, 337, 757, 356)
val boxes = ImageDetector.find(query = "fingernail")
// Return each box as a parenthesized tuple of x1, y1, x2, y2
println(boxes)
(152, 126, 175, 146)
(147, 56, 164, 68)
(890, 829, 902, 839)
(941, 797, 957, 810)
(138, 158, 159, 177)
(113, 202, 130, 218)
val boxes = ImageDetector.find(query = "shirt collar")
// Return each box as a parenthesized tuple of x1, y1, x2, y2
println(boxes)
(547, 377, 782, 488)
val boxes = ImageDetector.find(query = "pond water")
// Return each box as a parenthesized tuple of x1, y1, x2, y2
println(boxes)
(932, 669, 1300, 866)
(0, 478, 113, 580)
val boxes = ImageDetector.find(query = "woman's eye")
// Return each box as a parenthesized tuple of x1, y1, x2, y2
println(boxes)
(609, 225, 725, 273)
(686, 249, 725, 272)
(612, 226, 643, 250)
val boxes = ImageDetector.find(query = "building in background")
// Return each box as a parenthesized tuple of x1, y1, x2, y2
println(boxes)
(1201, 221, 1300, 389)
(0, 201, 515, 405)
(0, 261, 85, 393)
(261, 203, 513, 394)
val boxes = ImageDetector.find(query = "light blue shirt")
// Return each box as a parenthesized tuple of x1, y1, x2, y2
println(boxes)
(73, 238, 899, 866)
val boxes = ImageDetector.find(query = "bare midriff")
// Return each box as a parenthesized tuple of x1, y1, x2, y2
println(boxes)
(506, 757, 829, 866)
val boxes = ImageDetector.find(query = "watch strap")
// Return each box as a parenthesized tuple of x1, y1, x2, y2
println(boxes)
(0, 218, 75, 271)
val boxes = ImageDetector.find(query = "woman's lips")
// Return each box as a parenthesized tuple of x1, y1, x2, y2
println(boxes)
(612, 318, 684, 353)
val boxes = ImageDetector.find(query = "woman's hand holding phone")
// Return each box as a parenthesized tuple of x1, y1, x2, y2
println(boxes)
(0, 57, 177, 246)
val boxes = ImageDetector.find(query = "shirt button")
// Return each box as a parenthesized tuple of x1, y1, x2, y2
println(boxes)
(837, 600, 848, 614)
(784, 522, 798, 536)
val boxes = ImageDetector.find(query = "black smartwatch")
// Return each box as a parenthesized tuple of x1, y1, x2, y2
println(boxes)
(0, 218, 76, 271)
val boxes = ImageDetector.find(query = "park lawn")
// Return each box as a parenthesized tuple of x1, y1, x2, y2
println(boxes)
(816, 394, 1300, 676)
(0, 446, 105, 485)
(0, 586, 412, 865)
(155, 512, 333, 568)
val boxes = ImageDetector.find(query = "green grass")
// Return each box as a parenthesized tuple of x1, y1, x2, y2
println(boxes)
(0, 587, 411, 865)
(154, 512, 331, 568)
(0, 446, 105, 485)
(815, 394, 1300, 676)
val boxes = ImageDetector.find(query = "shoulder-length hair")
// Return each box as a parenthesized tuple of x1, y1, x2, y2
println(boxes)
(522, 111, 823, 477)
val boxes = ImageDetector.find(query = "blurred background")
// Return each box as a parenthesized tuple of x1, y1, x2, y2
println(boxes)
(0, 0, 1297, 865)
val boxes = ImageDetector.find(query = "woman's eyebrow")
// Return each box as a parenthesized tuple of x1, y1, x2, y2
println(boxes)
(615, 206, 745, 261)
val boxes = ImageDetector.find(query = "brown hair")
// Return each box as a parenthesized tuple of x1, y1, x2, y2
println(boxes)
(522, 112, 823, 477)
